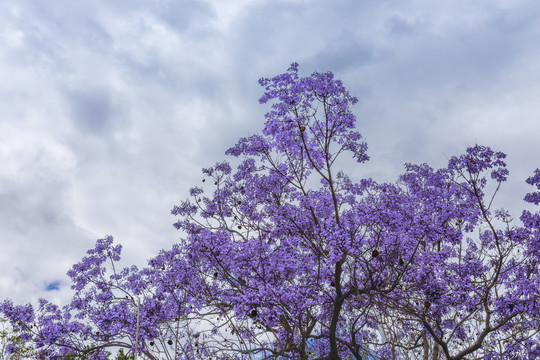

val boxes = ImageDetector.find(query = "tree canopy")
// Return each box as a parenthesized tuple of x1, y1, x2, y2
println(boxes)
(2, 63, 540, 360)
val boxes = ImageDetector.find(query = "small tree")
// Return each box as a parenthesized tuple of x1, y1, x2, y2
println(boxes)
(0, 237, 214, 359)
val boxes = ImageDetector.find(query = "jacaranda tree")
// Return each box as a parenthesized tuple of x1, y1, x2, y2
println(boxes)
(1, 63, 539, 360)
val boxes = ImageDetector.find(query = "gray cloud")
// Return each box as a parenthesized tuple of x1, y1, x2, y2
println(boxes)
(305, 32, 377, 73)
(386, 15, 417, 37)
(0, 0, 539, 311)
(157, 0, 215, 32)
(65, 87, 115, 134)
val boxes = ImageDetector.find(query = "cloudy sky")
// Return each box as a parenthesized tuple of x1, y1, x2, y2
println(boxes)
(1, 0, 540, 309)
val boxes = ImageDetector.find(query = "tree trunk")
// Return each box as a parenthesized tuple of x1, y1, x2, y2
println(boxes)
(432, 342, 440, 360)
(422, 333, 429, 360)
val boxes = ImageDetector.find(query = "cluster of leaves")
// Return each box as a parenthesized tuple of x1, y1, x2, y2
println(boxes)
(1, 316, 35, 359)
(1, 64, 540, 359)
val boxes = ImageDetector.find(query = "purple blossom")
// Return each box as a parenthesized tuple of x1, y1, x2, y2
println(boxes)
(2, 64, 540, 360)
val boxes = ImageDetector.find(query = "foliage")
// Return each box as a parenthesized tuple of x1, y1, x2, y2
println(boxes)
(62, 345, 112, 359)
(113, 348, 135, 360)
(0, 316, 35, 359)
(1, 64, 540, 359)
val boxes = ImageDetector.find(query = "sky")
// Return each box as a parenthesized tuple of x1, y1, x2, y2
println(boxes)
(1, 0, 540, 314)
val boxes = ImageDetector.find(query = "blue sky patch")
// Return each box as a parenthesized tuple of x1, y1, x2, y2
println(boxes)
(45, 281, 61, 291)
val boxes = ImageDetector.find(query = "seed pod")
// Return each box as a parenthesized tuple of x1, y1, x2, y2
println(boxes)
(330, 281, 335, 287)
(299, 125, 306, 132)
(398, 258, 404, 266)
(372, 249, 379, 258)
(168, 339, 173, 345)
(238, 225, 242, 230)
(425, 301, 431, 309)
(250, 309, 257, 318)
(150, 341, 154, 346)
